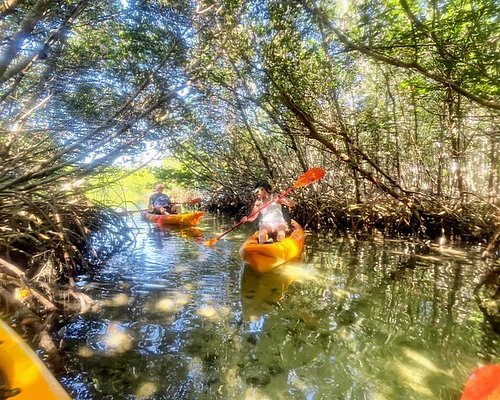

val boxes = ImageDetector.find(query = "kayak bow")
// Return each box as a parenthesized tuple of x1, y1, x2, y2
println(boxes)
(239, 220, 305, 273)
(0, 319, 71, 400)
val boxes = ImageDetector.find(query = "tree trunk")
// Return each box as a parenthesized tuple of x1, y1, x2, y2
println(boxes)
(487, 132, 498, 204)
(446, 87, 465, 201)
(0, 0, 52, 80)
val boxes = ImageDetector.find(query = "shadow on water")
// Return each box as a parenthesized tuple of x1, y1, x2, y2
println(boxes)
(59, 214, 499, 399)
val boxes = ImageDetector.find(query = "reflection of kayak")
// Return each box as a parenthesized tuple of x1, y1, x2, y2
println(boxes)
(238, 220, 305, 273)
(240, 264, 297, 320)
(144, 211, 204, 227)
(161, 226, 204, 240)
(0, 319, 71, 400)
(461, 364, 500, 400)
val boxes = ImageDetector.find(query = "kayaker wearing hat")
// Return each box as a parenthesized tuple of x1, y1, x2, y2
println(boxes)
(147, 183, 182, 215)
(240, 181, 295, 244)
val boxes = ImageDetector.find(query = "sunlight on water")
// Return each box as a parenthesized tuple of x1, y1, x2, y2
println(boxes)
(107, 293, 129, 306)
(155, 298, 177, 312)
(196, 305, 219, 320)
(401, 347, 452, 376)
(77, 345, 93, 358)
(59, 214, 500, 399)
(102, 323, 132, 354)
(135, 381, 157, 398)
(392, 360, 435, 397)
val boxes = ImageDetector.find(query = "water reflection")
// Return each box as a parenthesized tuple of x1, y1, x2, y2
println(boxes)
(240, 262, 316, 321)
(59, 215, 500, 400)
(158, 225, 204, 241)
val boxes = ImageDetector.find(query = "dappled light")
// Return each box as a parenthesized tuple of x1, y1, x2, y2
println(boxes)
(391, 360, 435, 397)
(77, 346, 94, 358)
(195, 306, 219, 321)
(401, 347, 452, 376)
(52, 215, 499, 399)
(154, 291, 192, 313)
(102, 323, 133, 354)
(135, 382, 158, 399)
(0, 0, 499, 399)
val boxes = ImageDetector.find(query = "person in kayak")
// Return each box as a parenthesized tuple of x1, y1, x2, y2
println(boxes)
(240, 181, 295, 244)
(148, 183, 181, 215)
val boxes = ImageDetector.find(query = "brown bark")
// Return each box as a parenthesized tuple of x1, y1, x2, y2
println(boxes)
(235, 97, 275, 179)
(277, 88, 414, 206)
(0, 288, 63, 370)
(0, 0, 21, 16)
(0, 0, 52, 80)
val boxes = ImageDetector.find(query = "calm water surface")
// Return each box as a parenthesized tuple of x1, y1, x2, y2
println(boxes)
(59, 213, 499, 399)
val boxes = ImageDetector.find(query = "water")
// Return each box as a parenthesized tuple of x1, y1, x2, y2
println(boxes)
(59, 213, 499, 399)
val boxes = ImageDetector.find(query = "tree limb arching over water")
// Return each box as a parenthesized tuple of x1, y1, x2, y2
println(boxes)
(0, 0, 498, 359)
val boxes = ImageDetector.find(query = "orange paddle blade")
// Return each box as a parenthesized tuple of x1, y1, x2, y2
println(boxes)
(293, 167, 326, 188)
(461, 364, 500, 400)
(171, 197, 202, 205)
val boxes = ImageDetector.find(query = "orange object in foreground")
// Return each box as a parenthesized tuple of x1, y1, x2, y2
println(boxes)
(239, 220, 305, 273)
(0, 319, 71, 400)
(144, 211, 204, 227)
(460, 364, 500, 400)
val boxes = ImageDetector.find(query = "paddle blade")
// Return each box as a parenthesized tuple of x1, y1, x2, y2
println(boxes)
(293, 167, 326, 188)
(461, 364, 500, 400)
(188, 197, 201, 204)
(204, 237, 219, 247)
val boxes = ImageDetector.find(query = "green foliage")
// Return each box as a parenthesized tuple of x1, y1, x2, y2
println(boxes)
(1, 0, 498, 213)
(84, 157, 204, 208)
(85, 167, 157, 207)
(151, 159, 202, 189)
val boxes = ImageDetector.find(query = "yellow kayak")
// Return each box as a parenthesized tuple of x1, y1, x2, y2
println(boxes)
(239, 220, 305, 273)
(144, 211, 204, 227)
(0, 319, 70, 400)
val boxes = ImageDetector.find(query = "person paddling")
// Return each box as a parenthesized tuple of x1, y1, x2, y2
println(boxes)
(148, 183, 182, 215)
(240, 181, 295, 244)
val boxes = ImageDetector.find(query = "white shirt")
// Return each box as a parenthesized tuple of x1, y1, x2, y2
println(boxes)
(259, 197, 285, 225)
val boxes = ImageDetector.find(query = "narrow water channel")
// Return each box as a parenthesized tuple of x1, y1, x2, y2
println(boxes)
(59, 213, 499, 399)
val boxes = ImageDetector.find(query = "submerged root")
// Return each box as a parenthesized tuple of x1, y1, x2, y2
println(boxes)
(0, 192, 133, 361)
(206, 190, 498, 246)
(0, 287, 63, 370)
(475, 265, 500, 334)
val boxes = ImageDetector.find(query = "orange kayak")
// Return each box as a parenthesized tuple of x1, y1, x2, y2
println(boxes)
(239, 220, 305, 273)
(461, 364, 500, 400)
(144, 211, 204, 227)
(0, 319, 71, 400)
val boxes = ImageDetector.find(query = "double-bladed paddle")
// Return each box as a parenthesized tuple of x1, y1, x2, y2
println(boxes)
(204, 167, 326, 247)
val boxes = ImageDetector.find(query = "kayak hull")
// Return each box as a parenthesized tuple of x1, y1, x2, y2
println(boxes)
(144, 211, 204, 227)
(239, 220, 305, 273)
(0, 320, 71, 400)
